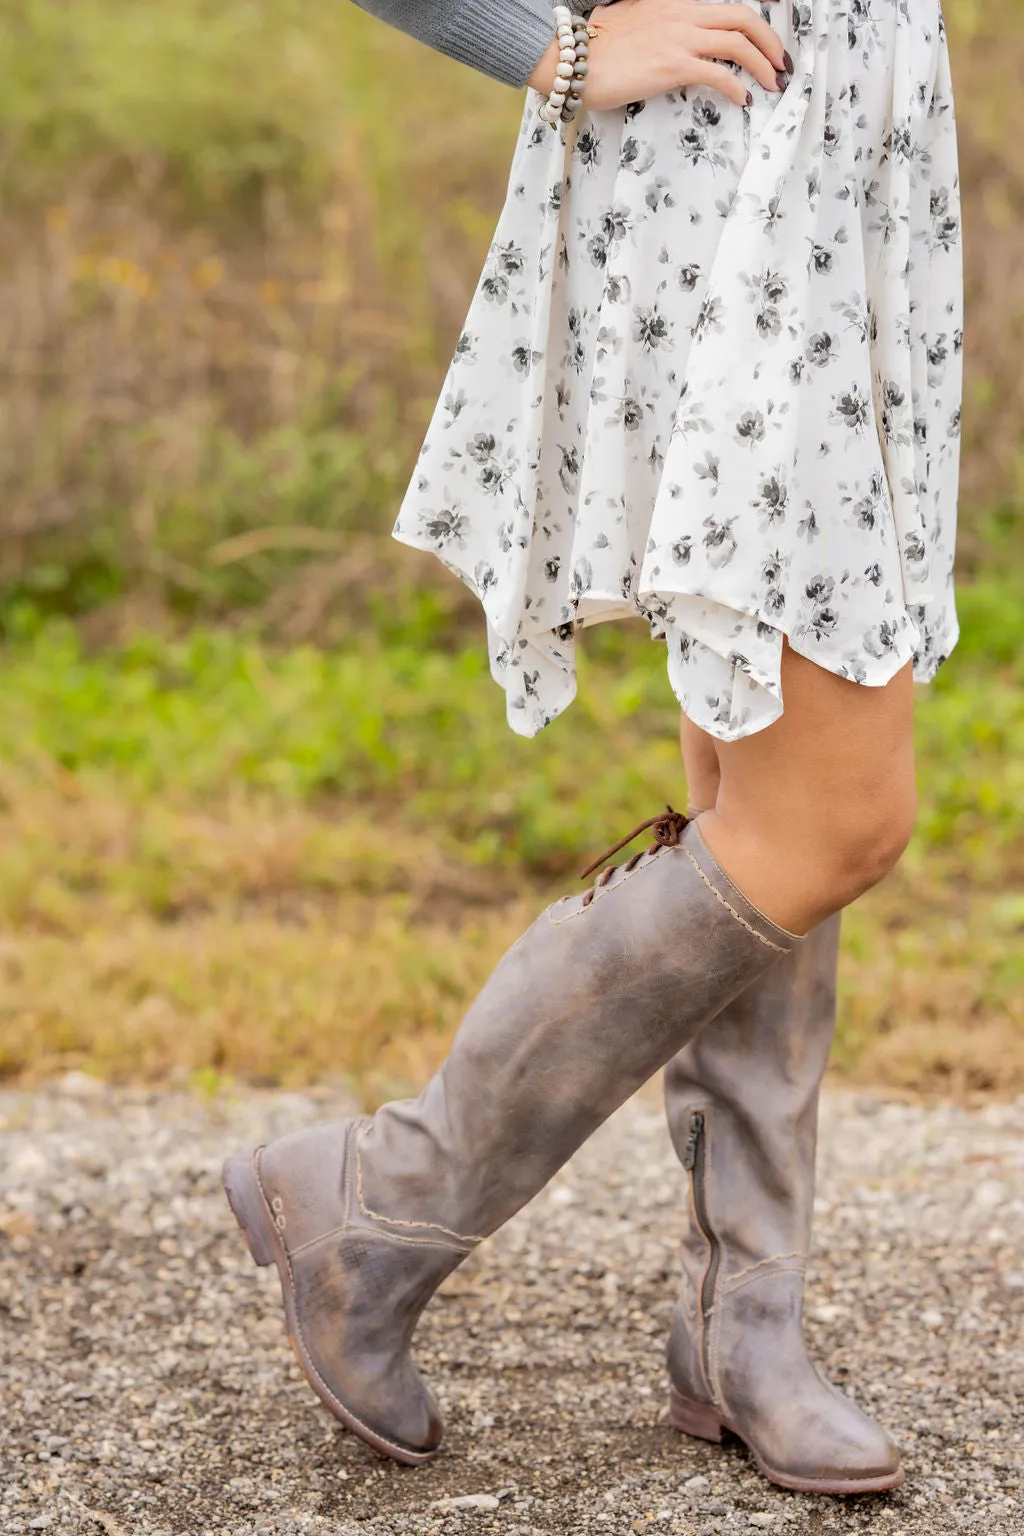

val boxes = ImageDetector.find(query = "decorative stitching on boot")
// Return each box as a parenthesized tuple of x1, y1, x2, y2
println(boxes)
(339, 1120, 357, 1245)
(710, 1261, 810, 1408)
(356, 1135, 482, 1247)
(251, 1152, 443, 1462)
(707, 1307, 723, 1415)
(722, 1251, 805, 1288)
(714, 1263, 806, 1305)
(681, 846, 789, 953)
(289, 1223, 471, 1259)
(354, 1226, 475, 1255)
(706, 1258, 808, 1416)
(549, 841, 790, 952)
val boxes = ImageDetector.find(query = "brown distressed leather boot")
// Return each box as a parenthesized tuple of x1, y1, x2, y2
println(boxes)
(223, 812, 800, 1465)
(663, 912, 904, 1494)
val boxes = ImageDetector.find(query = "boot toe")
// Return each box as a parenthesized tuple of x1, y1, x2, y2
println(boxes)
(831, 1422, 903, 1485)
(817, 1388, 903, 1478)
(290, 1244, 449, 1460)
(304, 1343, 445, 1462)
(231, 1126, 458, 1466)
(760, 1395, 904, 1491)
(373, 1387, 445, 1457)
(321, 1355, 444, 1458)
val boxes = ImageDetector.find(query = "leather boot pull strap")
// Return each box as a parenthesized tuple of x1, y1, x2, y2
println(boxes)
(579, 806, 689, 882)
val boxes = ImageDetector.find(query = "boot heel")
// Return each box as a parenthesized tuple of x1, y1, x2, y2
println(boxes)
(223, 1154, 277, 1267)
(669, 1385, 725, 1444)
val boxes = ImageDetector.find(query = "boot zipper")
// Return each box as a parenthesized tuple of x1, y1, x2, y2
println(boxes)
(681, 1110, 702, 1172)
(683, 1109, 720, 1388)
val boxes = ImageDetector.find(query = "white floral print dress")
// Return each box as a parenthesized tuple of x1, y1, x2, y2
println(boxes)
(393, 0, 963, 741)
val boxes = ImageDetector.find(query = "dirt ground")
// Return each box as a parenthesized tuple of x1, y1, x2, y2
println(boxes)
(1, 1078, 1022, 1536)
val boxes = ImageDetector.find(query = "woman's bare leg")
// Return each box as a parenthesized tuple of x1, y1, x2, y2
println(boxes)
(694, 643, 916, 936)
(679, 712, 721, 813)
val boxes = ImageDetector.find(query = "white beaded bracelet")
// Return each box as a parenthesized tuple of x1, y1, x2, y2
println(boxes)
(561, 15, 590, 123)
(539, 5, 591, 127)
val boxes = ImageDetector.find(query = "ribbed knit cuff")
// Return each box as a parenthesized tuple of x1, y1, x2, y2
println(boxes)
(437, 0, 556, 87)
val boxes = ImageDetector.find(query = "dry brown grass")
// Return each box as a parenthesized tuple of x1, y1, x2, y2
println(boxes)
(0, 766, 529, 1097)
(950, 0, 1024, 530)
(0, 761, 1019, 1101)
(838, 876, 1024, 1098)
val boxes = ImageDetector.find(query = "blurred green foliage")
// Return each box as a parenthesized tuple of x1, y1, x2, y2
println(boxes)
(0, 0, 1019, 631)
(0, 2, 516, 636)
(2, 569, 1021, 880)
(0, 0, 359, 212)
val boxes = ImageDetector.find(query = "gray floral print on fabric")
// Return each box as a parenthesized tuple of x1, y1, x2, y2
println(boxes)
(393, 0, 963, 741)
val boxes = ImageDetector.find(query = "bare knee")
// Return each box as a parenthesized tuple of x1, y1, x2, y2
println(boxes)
(803, 781, 917, 909)
(701, 653, 918, 933)
(701, 774, 917, 934)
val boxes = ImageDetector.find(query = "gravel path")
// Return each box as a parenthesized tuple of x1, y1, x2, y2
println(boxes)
(2, 1077, 1022, 1536)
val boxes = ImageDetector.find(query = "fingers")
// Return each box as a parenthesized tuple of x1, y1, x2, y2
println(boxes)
(695, 4, 789, 73)
(698, 27, 784, 94)
(686, 57, 753, 109)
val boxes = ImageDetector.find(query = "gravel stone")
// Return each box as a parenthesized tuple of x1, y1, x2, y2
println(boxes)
(432, 1493, 502, 1511)
(1, 1082, 1022, 1535)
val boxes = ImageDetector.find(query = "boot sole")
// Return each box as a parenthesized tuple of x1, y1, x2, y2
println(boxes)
(222, 1151, 439, 1468)
(669, 1386, 905, 1495)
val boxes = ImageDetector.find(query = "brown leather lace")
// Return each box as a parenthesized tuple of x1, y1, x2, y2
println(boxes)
(578, 806, 689, 907)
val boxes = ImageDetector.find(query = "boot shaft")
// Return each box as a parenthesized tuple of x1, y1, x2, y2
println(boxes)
(361, 820, 802, 1240)
(662, 916, 903, 1490)
(664, 913, 841, 1273)
(227, 813, 803, 1466)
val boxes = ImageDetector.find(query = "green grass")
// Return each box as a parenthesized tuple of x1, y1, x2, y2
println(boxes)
(0, 617, 685, 877)
(2, 570, 1022, 872)
(0, 573, 1020, 1096)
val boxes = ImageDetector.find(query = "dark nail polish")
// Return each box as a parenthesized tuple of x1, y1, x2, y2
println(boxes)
(783, 49, 794, 72)
(745, 89, 753, 107)
(775, 69, 789, 92)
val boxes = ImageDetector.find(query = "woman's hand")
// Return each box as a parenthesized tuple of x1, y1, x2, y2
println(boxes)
(528, 0, 793, 112)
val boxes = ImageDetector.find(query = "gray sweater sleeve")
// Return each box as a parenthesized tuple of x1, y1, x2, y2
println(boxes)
(350, 0, 556, 88)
